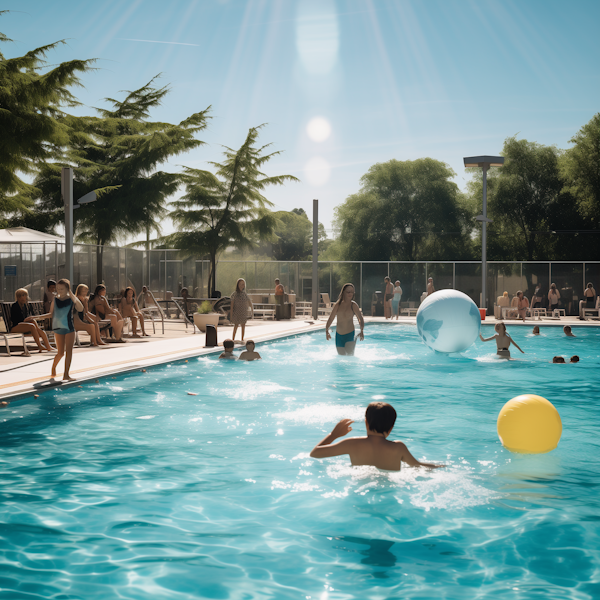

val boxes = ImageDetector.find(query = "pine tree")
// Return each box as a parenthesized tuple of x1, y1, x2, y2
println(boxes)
(167, 126, 298, 296)
(0, 15, 93, 224)
(31, 78, 211, 283)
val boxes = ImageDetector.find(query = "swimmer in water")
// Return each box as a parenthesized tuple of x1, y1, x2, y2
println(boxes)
(325, 283, 364, 356)
(563, 325, 576, 337)
(238, 340, 261, 361)
(309, 402, 445, 471)
(532, 325, 540, 335)
(219, 339, 237, 360)
(479, 322, 524, 359)
(552, 356, 566, 363)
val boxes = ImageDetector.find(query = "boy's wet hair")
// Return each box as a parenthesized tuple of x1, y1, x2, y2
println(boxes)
(365, 402, 397, 434)
(223, 339, 234, 350)
(552, 356, 565, 363)
(570, 355, 580, 363)
(245, 339, 255, 347)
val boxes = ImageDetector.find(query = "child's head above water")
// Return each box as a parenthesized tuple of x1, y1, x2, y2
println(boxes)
(570, 355, 580, 363)
(552, 356, 566, 363)
(532, 325, 540, 334)
(365, 402, 397, 435)
(223, 339, 234, 351)
(495, 322, 507, 334)
(245, 340, 255, 350)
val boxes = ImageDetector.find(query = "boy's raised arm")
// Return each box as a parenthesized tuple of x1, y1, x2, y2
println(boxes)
(310, 419, 354, 458)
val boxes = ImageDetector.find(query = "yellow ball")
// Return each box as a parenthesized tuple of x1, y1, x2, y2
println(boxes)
(497, 394, 562, 454)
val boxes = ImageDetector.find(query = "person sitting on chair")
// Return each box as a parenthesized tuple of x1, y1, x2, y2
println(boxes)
(119, 287, 149, 337)
(10, 288, 53, 353)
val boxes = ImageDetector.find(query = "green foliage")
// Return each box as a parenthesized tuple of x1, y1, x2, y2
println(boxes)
(270, 209, 326, 261)
(166, 126, 298, 295)
(560, 113, 600, 228)
(333, 158, 475, 261)
(197, 300, 213, 314)
(468, 135, 595, 261)
(0, 18, 94, 222)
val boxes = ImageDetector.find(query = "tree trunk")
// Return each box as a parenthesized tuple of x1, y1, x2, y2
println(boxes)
(96, 237, 103, 288)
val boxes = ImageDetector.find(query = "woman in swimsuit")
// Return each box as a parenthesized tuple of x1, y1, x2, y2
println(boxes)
(74, 284, 109, 346)
(90, 284, 125, 342)
(49, 279, 84, 381)
(479, 322, 524, 359)
(383, 277, 393, 319)
(516, 290, 529, 321)
(548, 283, 560, 315)
(392, 280, 402, 320)
(119, 287, 149, 337)
(325, 283, 365, 356)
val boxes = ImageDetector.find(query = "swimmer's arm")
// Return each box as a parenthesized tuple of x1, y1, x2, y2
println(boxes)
(325, 304, 339, 340)
(479, 333, 495, 342)
(352, 302, 365, 339)
(310, 419, 354, 458)
(396, 442, 445, 469)
(509, 337, 525, 353)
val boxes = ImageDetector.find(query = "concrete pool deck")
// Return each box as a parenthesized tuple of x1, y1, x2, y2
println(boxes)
(1, 314, 598, 402)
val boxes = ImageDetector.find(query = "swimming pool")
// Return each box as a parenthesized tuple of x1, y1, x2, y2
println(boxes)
(1, 324, 599, 599)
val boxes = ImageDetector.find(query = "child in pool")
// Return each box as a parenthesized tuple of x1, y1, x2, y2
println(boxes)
(309, 402, 445, 472)
(219, 339, 237, 360)
(238, 340, 261, 361)
(532, 325, 540, 335)
(479, 322, 524, 359)
(563, 325, 576, 337)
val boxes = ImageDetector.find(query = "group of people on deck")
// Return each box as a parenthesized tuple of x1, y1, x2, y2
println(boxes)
(9, 280, 151, 381)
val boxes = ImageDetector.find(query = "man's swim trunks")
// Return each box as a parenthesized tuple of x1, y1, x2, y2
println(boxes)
(336, 330, 355, 347)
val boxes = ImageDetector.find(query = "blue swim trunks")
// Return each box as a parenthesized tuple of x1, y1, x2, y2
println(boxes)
(335, 330, 355, 347)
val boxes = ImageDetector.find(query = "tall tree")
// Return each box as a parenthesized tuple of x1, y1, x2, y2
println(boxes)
(0, 17, 93, 223)
(270, 209, 327, 261)
(31, 79, 210, 283)
(477, 137, 571, 261)
(333, 158, 475, 261)
(560, 113, 600, 229)
(167, 126, 298, 296)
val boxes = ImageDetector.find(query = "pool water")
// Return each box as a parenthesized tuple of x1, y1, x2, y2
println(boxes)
(1, 324, 599, 600)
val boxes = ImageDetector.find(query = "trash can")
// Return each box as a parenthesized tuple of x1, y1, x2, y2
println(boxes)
(276, 303, 292, 320)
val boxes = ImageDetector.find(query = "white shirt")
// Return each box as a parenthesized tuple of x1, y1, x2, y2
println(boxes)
(393, 286, 402, 298)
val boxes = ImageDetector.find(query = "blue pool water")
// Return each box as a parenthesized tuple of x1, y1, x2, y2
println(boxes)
(1, 324, 599, 600)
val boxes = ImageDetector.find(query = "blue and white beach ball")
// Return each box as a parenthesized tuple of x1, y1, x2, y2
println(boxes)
(416, 290, 481, 353)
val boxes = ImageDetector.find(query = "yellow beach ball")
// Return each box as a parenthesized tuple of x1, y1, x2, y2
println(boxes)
(497, 395, 562, 454)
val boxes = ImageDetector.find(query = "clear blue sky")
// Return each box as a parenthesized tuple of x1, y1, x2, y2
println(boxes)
(3, 0, 599, 238)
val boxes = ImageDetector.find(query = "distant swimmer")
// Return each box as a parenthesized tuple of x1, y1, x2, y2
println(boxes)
(532, 326, 540, 335)
(325, 283, 364, 356)
(309, 402, 445, 471)
(479, 322, 524, 359)
(563, 325, 576, 337)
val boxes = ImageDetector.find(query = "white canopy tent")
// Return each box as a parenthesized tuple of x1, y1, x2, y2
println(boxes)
(0, 227, 64, 243)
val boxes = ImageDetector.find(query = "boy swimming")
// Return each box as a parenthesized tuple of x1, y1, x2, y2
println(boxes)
(479, 323, 524, 359)
(309, 402, 444, 471)
(219, 339, 237, 360)
(239, 340, 261, 361)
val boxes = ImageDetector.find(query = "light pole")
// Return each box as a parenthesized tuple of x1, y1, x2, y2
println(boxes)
(61, 167, 97, 283)
(463, 156, 504, 312)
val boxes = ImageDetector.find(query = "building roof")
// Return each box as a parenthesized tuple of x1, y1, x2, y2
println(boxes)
(0, 227, 64, 243)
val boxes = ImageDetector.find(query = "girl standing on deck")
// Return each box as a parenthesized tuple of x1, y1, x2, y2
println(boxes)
(325, 283, 365, 356)
(50, 279, 83, 381)
(230, 278, 254, 342)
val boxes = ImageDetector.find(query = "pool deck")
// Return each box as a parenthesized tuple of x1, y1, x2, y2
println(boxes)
(1, 314, 597, 402)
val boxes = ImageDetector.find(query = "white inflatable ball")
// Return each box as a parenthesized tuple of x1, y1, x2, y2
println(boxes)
(416, 290, 481, 353)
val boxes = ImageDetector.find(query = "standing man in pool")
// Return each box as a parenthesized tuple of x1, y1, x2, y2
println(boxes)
(325, 283, 364, 356)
